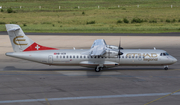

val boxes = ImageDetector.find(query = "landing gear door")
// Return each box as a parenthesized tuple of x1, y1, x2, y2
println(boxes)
(48, 55, 53, 64)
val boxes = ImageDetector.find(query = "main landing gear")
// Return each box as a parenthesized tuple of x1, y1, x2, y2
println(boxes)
(95, 66, 103, 72)
(164, 65, 168, 70)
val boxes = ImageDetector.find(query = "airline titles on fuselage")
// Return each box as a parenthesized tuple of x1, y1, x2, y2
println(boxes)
(126, 53, 158, 61)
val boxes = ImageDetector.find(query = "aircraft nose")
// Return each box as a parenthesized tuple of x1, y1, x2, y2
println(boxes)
(172, 58, 177, 63)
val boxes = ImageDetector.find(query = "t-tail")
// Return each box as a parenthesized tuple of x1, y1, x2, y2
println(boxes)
(6, 24, 57, 52)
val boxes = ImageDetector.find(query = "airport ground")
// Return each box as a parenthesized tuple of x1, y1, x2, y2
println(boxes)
(0, 33, 180, 105)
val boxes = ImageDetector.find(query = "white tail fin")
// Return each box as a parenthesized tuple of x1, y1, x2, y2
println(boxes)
(6, 24, 34, 52)
(6, 24, 57, 52)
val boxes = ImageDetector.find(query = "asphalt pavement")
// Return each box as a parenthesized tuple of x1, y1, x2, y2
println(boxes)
(0, 34, 180, 105)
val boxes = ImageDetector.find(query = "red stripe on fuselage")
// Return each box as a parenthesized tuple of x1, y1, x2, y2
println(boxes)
(23, 42, 58, 52)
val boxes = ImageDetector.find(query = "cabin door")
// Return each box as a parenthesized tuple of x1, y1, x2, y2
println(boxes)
(48, 55, 53, 64)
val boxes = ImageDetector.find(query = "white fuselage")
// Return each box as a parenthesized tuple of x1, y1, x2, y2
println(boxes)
(6, 49, 177, 68)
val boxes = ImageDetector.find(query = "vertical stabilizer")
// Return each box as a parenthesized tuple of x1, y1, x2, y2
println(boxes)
(6, 24, 57, 52)
(6, 24, 34, 52)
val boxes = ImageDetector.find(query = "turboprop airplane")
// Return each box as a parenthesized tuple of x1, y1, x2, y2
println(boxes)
(5, 24, 177, 72)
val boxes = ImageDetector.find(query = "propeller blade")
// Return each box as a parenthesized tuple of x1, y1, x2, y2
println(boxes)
(118, 39, 121, 58)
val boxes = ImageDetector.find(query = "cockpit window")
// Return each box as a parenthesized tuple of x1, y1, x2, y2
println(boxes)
(160, 52, 169, 56)
(163, 53, 166, 56)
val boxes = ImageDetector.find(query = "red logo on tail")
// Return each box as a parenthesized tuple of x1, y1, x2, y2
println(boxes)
(23, 43, 58, 52)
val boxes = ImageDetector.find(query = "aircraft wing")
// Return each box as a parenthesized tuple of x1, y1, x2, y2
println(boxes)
(90, 39, 107, 56)
(81, 39, 118, 57)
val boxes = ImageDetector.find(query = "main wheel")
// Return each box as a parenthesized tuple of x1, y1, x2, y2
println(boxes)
(164, 67, 168, 70)
(95, 67, 100, 72)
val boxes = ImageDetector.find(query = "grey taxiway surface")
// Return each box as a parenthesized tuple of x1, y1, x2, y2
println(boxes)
(0, 33, 180, 105)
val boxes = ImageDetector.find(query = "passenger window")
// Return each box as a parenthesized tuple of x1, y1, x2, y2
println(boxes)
(60, 56, 62, 58)
(132, 56, 134, 58)
(91, 56, 93, 58)
(80, 56, 82, 58)
(63, 56, 65, 58)
(136, 56, 138, 58)
(77, 56, 79, 58)
(129, 56, 131, 58)
(143, 56, 145, 58)
(160, 53, 162, 56)
(139, 56, 141, 58)
(126, 56, 128, 58)
(73, 56, 75, 58)
(70, 56, 72, 58)
(122, 56, 124, 58)
(84, 56, 86, 58)
(94, 56, 96, 58)
(66, 56, 68, 58)
(56, 56, 58, 58)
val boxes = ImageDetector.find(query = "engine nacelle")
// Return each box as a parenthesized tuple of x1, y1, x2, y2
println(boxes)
(107, 45, 123, 49)
(103, 50, 118, 58)
(106, 45, 118, 49)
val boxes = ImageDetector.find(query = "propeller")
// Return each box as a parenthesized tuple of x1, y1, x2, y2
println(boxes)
(118, 39, 123, 61)
(108, 49, 110, 58)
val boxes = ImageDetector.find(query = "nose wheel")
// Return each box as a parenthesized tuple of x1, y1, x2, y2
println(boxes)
(164, 65, 168, 70)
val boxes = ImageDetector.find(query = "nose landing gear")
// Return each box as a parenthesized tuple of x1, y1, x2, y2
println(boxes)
(164, 65, 168, 70)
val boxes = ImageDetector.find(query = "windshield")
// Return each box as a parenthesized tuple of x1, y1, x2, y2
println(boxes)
(160, 52, 169, 56)
(165, 52, 169, 55)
